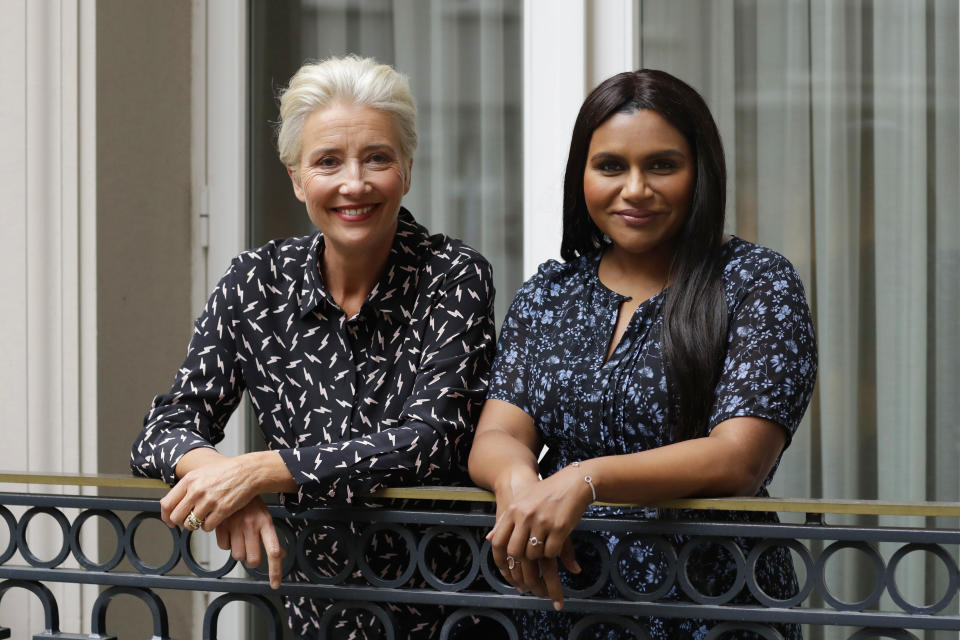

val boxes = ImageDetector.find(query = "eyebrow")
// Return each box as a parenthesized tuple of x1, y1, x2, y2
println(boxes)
(305, 143, 397, 160)
(589, 149, 687, 162)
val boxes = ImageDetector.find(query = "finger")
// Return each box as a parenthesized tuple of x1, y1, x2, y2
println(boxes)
(215, 526, 229, 551)
(244, 525, 262, 569)
(160, 482, 187, 528)
(261, 520, 284, 590)
(558, 536, 581, 575)
(200, 503, 222, 532)
(503, 516, 530, 561)
(520, 558, 547, 598)
(525, 532, 546, 561)
(230, 528, 245, 562)
(505, 567, 527, 592)
(169, 492, 201, 531)
(540, 558, 565, 611)
(542, 530, 566, 560)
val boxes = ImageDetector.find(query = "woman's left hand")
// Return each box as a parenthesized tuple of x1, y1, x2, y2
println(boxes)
(160, 449, 261, 533)
(486, 463, 593, 610)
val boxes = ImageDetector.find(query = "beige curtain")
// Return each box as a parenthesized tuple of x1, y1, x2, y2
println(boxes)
(640, 1, 960, 637)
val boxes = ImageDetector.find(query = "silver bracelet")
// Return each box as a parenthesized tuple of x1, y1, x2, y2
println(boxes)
(571, 461, 598, 502)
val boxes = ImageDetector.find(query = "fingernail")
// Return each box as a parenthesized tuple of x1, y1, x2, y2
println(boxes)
(553, 601, 563, 611)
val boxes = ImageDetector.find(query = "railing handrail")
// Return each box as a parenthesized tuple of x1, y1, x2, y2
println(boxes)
(2, 470, 958, 518)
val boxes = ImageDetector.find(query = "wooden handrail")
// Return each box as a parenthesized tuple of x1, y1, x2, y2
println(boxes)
(1, 471, 958, 517)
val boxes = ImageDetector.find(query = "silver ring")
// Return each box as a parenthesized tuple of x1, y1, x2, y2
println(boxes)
(528, 536, 539, 547)
(506, 555, 518, 570)
(184, 511, 204, 531)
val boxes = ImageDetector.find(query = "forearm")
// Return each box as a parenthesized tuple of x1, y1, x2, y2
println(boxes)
(175, 448, 296, 494)
(468, 428, 540, 494)
(578, 419, 785, 504)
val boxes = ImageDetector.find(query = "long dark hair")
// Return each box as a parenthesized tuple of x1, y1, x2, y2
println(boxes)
(560, 69, 728, 441)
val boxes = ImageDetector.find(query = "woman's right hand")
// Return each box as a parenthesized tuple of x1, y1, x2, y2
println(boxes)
(214, 495, 285, 589)
(487, 464, 589, 610)
(489, 466, 540, 591)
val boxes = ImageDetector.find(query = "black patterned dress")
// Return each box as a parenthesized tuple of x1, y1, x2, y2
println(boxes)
(131, 208, 496, 638)
(486, 237, 817, 639)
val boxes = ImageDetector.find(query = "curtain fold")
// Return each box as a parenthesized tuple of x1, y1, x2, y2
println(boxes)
(640, 1, 959, 636)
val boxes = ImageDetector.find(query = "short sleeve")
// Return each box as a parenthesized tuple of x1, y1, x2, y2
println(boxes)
(486, 271, 545, 416)
(708, 253, 818, 445)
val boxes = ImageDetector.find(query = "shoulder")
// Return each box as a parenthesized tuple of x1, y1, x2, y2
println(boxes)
(720, 237, 807, 301)
(399, 210, 493, 285)
(227, 234, 317, 281)
(507, 253, 594, 316)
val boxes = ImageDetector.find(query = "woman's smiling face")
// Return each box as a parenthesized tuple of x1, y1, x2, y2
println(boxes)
(288, 102, 411, 258)
(583, 108, 694, 261)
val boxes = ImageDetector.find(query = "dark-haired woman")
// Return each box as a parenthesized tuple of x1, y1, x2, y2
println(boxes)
(468, 69, 816, 638)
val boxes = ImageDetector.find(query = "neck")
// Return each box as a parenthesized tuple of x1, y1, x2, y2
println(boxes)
(599, 241, 676, 295)
(321, 234, 394, 317)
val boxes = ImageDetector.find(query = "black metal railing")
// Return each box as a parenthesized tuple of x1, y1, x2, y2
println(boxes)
(0, 474, 958, 639)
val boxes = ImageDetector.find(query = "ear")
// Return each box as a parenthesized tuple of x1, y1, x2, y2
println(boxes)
(287, 166, 306, 202)
(403, 158, 413, 195)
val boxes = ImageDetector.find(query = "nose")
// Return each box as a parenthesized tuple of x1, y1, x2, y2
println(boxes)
(338, 161, 371, 196)
(622, 169, 652, 202)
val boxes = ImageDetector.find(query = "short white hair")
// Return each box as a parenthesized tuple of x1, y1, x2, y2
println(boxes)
(277, 55, 418, 168)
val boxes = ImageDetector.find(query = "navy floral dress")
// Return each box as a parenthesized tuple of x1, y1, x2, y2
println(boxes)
(487, 237, 817, 639)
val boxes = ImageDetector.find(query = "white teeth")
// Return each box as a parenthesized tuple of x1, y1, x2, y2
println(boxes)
(336, 205, 375, 216)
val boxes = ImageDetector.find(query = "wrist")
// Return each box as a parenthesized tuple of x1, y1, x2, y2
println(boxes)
(493, 464, 539, 499)
(239, 451, 297, 494)
(569, 460, 599, 504)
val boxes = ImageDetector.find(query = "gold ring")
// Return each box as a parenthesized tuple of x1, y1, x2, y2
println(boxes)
(184, 511, 204, 531)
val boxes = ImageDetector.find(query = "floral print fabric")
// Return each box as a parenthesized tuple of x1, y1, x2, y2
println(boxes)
(487, 237, 817, 639)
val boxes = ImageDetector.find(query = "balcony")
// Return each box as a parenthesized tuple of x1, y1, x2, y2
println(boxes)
(1, 472, 958, 639)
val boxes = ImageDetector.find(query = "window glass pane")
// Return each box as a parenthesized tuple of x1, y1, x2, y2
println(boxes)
(249, 0, 523, 323)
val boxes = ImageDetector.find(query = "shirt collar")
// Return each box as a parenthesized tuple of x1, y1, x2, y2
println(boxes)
(298, 207, 428, 324)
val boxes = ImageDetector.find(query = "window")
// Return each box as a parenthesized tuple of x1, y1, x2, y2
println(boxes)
(248, 0, 523, 323)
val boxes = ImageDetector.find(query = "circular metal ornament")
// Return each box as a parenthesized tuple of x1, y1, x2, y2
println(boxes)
(885, 543, 959, 615)
(568, 614, 652, 640)
(847, 629, 920, 640)
(240, 519, 297, 581)
(0, 506, 18, 564)
(528, 536, 540, 547)
(179, 529, 237, 579)
(16, 506, 71, 568)
(745, 538, 815, 608)
(317, 601, 396, 640)
(816, 541, 886, 611)
(123, 512, 181, 575)
(609, 534, 677, 602)
(440, 607, 519, 640)
(704, 622, 785, 640)
(676, 537, 747, 605)
(356, 523, 418, 589)
(294, 521, 355, 585)
(480, 539, 521, 595)
(416, 526, 480, 592)
(69, 509, 125, 571)
(562, 531, 610, 599)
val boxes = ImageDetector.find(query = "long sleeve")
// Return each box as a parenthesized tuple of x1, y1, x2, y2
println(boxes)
(131, 261, 246, 485)
(278, 257, 496, 507)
